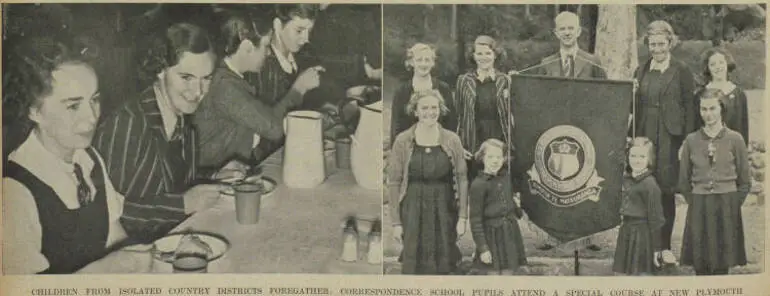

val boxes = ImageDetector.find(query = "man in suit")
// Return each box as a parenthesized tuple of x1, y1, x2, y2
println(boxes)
(530, 11, 607, 79)
(515, 11, 607, 252)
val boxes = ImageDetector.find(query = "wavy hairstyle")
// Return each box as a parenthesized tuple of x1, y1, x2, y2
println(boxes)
(273, 4, 320, 24)
(219, 10, 273, 57)
(405, 88, 450, 117)
(2, 35, 97, 157)
(700, 47, 737, 83)
(137, 22, 213, 87)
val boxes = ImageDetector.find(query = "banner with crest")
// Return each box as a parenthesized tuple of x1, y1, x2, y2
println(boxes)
(510, 75, 633, 243)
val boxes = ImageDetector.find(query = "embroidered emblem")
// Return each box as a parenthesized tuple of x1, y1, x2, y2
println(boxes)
(527, 125, 604, 207)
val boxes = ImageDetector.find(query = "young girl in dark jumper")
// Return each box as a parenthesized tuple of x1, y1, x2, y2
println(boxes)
(469, 138, 526, 275)
(612, 137, 666, 275)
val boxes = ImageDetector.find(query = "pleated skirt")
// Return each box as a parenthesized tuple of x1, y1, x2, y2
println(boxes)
(613, 218, 656, 275)
(680, 193, 747, 271)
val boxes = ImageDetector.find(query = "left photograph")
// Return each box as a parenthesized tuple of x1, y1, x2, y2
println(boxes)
(1, 3, 383, 274)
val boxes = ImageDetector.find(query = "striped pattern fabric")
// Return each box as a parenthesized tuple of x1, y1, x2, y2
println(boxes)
(245, 47, 301, 107)
(454, 71, 514, 152)
(92, 88, 196, 240)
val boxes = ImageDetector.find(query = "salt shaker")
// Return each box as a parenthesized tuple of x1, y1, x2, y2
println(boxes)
(340, 216, 359, 262)
(366, 219, 382, 264)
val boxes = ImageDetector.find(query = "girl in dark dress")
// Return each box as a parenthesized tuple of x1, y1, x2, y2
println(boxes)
(612, 137, 665, 275)
(469, 139, 526, 275)
(694, 48, 749, 145)
(455, 35, 513, 180)
(387, 89, 468, 275)
(389, 43, 455, 146)
(632, 20, 696, 265)
(678, 88, 750, 275)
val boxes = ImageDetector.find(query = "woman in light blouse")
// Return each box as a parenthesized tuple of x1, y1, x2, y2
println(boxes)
(2, 36, 153, 274)
(387, 89, 468, 274)
(678, 88, 750, 275)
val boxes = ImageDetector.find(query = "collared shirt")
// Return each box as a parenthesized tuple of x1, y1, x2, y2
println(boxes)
(2, 133, 125, 274)
(411, 76, 433, 92)
(476, 68, 496, 82)
(649, 54, 671, 73)
(271, 43, 297, 74)
(153, 74, 180, 139)
(560, 46, 578, 67)
(224, 58, 245, 79)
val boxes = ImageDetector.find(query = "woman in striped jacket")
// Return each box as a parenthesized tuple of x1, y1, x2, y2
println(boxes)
(454, 35, 513, 181)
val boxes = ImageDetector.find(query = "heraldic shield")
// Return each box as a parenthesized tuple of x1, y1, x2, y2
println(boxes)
(510, 75, 633, 243)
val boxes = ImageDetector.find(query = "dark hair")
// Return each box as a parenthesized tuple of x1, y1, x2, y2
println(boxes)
(700, 47, 737, 83)
(2, 35, 96, 155)
(698, 88, 728, 122)
(219, 11, 273, 57)
(139, 22, 213, 86)
(273, 4, 320, 24)
(2, 36, 95, 125)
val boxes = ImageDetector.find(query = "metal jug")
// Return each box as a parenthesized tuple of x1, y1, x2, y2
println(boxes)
(282, 110, 325, 188)
(350, 100, 383, 190)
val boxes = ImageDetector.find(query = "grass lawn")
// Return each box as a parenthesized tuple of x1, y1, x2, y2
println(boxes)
(381, 73, 765, 275)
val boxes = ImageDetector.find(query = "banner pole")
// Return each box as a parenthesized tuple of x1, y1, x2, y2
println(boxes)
(632, 81, 636, 139)
(574, 249, 580, 275)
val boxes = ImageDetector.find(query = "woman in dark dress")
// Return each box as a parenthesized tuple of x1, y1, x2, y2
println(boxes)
(632, 20, 696, 265)
(455, 35, 513, 180)
(389, 43, 455, 146)
(678, 88, 750, 275)
(2, 36, 153, 274)
(387, 89, 468, 274)
(694, 48, 749, 145)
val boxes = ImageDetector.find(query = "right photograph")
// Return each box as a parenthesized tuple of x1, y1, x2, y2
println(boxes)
(382, 4, 766, 276)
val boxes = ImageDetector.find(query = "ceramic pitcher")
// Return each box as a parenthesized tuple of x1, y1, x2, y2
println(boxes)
(350, 100, 382, 190)
(283, 111, 325, 188)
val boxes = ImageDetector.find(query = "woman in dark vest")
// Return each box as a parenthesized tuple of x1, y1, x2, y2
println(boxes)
(632, 20, 697, 266)
(2, 36, 153, 274)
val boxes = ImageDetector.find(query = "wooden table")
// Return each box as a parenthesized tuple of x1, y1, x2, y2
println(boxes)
(149, 151, 382, 274)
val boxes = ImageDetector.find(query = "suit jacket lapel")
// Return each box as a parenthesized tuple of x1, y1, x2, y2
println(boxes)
(574, 50, 588, 77)
(659, 59, 678, 97)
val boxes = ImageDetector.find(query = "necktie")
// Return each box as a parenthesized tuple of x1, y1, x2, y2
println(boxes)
(73, 163, 91, 206)
(564, 55, 574, 77)
(171, 116, 184, 141)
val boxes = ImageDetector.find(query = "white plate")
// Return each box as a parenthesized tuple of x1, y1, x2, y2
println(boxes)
(153, 232, 229, 262)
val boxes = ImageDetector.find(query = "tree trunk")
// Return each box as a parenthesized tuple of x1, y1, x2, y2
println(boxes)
(594, 4, 638, 80)
(524, 4, 532, 20)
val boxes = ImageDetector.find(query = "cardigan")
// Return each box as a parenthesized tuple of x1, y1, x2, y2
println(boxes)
(387, 124, 468, 226)
(468, 171, 523, 253)
(194, 61, 304, 168)
(620, 170, 665, 250)
(678, 127, 750, 195)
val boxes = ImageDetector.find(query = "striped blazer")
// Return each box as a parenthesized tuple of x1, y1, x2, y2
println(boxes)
(454, 71, 514, 152)
(92, 88, 197, 241)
